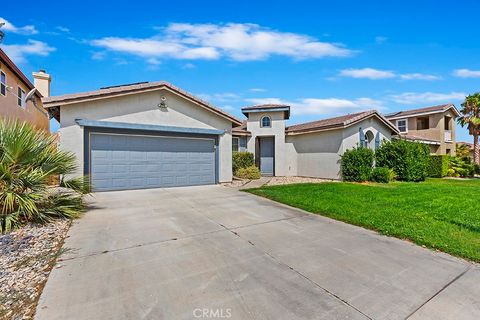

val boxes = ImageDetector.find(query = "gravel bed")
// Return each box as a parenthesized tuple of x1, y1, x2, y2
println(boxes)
(0, 220, 70, 320)
(266, 176, 337, 186)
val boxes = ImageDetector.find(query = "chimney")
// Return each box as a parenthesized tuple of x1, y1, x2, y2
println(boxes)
(32, 70, 51, 97)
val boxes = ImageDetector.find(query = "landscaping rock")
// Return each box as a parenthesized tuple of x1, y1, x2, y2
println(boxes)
(267, 176, 336, 186)
(0, 221, 70, 320)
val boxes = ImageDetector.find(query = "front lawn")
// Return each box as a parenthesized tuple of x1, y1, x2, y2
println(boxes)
(246, 178, 480, 262)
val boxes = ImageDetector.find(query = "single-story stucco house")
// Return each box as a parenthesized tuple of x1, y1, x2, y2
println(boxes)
(43, 81, 398, 191)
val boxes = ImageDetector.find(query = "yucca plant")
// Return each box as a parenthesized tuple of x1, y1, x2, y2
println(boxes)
(0, 120, 89, 233)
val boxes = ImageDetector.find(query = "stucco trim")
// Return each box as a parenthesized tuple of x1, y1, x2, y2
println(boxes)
(75, 119, 225, 135)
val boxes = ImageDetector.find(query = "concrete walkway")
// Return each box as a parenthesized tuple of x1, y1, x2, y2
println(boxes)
(35, 186, 479, 320)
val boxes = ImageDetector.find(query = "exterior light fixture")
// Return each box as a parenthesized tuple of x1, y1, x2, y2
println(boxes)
(158, 95, 168, 110)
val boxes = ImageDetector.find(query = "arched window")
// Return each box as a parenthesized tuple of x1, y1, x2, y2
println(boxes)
(364, 130, 375, 149)
(260, 116, 271, 128)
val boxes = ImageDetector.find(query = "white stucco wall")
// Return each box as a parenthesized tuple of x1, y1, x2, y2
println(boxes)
(59, 89, 234, 183)
(246, 111, 289, 176)
(287, 116, 394, 180)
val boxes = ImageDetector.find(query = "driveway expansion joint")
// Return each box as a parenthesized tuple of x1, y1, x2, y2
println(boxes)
(405, 266, 472, 319)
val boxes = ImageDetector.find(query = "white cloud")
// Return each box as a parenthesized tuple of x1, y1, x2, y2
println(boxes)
(91, 51, 106, 60)
(56, 26, 70, 33)
(1, 40, 55, 63)
(198, 92, 240, 102)
(0, 17, 38, 35)
(246, 97, 383, 116)
(399, 73, 441, 80)
(249, 88, 266, 92)
(182, 63, 195, 69)
(339, 68, 441, 81)
(389, 92, 466, 105)
(452, 69, 480, 78)
(339, 68, 395, 79)
(91, 23, 353, 63)
(375, 36, 388, 44)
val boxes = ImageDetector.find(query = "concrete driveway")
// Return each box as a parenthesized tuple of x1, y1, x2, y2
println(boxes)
(36, 185, 479, 320)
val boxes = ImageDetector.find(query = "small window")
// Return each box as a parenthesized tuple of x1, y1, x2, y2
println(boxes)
(17, 87, 26, 108)
(396, 119, 407, 133)
(444, 116, 451, 130)
(416, 117, 429, 130)
(260, 116, 271, 128)
(232, 137, 239, 151)
(0, 71, 6, 96)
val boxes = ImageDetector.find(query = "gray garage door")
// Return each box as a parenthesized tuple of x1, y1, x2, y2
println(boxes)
(90, 133, 216, 191)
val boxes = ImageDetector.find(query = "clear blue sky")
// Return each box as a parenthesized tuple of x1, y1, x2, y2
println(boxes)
(1, 0, 479, 142)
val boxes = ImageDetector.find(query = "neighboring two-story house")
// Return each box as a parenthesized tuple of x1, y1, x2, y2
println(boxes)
(385, 104, 460, 155)
(0, 48, 51, 130)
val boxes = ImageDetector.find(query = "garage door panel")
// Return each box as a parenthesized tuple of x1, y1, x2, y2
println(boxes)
(90, 133, 216, 191)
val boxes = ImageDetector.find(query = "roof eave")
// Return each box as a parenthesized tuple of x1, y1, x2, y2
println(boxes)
(43, 83, 242, 126)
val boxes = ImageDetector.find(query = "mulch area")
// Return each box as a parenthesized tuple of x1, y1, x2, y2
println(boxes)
(0, 220, 70, 320)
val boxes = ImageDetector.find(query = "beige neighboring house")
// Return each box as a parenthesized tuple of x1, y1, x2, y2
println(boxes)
(0, 48, 51, 130)
(385, 104, 460, 155)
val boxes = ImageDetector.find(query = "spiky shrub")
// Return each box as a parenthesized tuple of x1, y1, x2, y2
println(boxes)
(0, 121, 89, 233)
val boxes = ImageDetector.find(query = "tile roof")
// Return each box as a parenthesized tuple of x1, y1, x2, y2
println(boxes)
(385, 104, 460, 119)
(398, 134, 441, 144)
(241, 104, 290, 110)
(232, 121, 251, 135)
(241, 104, 290, 119)
(42, 81, 242, 125)
(286, 110, 398, 134)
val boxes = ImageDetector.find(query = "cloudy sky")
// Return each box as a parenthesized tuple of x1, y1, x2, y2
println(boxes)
(1, 0, 479, 142)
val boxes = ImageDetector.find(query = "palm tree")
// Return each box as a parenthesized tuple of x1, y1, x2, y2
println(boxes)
(458, 93, 480, 164)
(0, 120, 89, 233)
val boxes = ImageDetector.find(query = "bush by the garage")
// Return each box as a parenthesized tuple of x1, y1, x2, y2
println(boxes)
(232, 151, 254, 174)
(375, 139, 429, 182)
(340, 146, 374, 182)
(236, 165, 261, 180)
(427, 155, 449, 178)
(370, 167, 395, 183)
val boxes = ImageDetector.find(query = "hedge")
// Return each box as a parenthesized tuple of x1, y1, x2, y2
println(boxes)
(427, 155, 449, 178)
(370, 167, 395, 183)
(236, 165, 261, 179)
(375, 139, 430, 182)
(340, 146, 374, 182)
(232, 151, 254, 174)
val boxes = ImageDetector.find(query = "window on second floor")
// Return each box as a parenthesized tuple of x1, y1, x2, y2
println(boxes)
(416, 117, 429, 130)
(444, 116, 451, 130)
(396, 119, 407, 133)
(0, 71, 6, 96)
(17, 87, 26, 108)
(260, 116, 271, 128)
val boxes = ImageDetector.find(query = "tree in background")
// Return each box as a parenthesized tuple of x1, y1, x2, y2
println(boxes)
(458, 93, 480, 164)
(456, 143, 471, 158)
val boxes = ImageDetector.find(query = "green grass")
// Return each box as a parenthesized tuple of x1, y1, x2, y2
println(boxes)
(246, 178, 480, 262)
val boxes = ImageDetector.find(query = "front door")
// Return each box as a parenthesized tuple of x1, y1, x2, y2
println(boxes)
(259, 137, 274, 176)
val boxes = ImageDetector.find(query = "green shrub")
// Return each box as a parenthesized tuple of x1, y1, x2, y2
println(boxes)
(375, 139, 429, 182)
(341, 147, 374, 182)
(474, 163, 480, 175)
(448, 156, 475, 177)
(0, 121, 89, 233)
(232, 151, 254, 174)
(370, 167, 395, 183)
(236, 165, 261, 180)
(427, 155, 449, 178)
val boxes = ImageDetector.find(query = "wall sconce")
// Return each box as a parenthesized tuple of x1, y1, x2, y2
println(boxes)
(158, 96, 168, 110)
